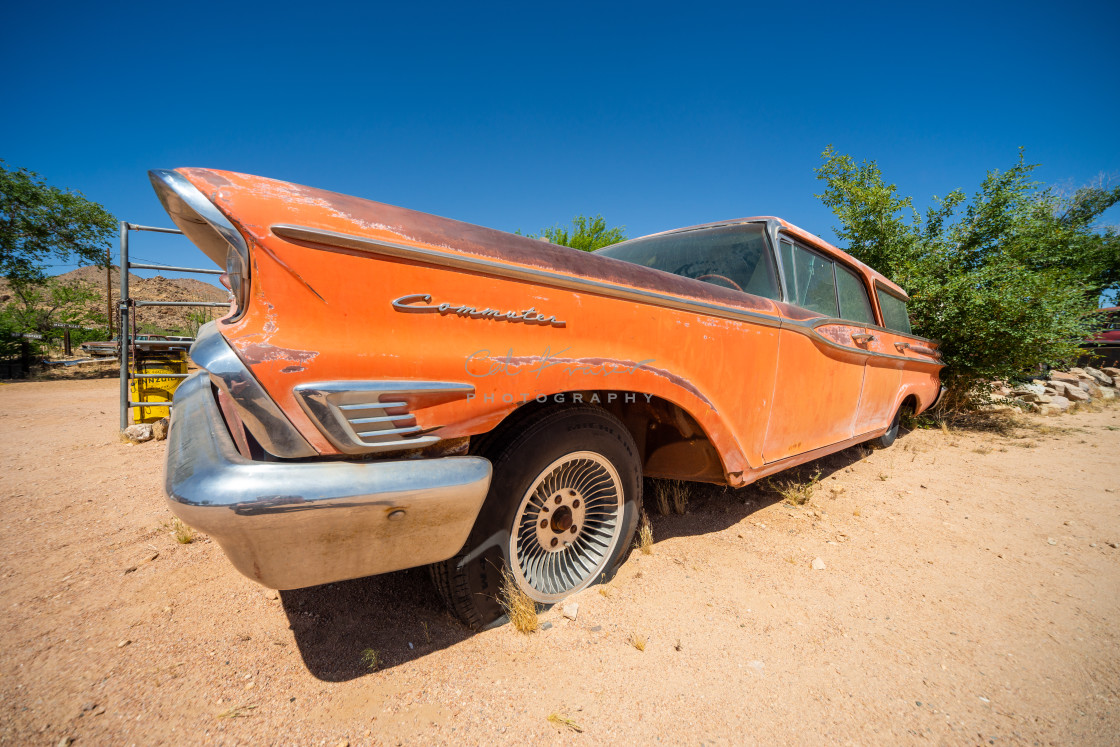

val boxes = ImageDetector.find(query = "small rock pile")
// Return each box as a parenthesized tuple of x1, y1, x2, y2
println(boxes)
(993, 366, 1119, 415)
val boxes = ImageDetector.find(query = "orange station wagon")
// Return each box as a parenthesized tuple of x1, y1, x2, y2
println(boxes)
(154, 168, 945, 627)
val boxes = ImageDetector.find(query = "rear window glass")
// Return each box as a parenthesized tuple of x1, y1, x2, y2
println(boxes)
(836, 264, 875, 324)
(597, 223, 780, 300)
(781, 241, 838, 317)
(876, 288, 912, 334)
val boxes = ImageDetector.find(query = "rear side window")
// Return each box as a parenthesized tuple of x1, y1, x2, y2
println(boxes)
(876, 288, 912, 334)
(835, 264, 876, 324)
(781, 241, 838, 317)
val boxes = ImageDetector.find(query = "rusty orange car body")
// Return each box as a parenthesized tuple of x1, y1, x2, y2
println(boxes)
(155, 168, 944, 627)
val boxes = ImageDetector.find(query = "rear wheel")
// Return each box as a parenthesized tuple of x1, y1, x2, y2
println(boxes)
(431, 406, 641, 628)
(872, 404, 907, 448)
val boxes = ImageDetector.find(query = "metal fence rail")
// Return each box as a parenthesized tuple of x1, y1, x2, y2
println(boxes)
(118, 221, 231, 430)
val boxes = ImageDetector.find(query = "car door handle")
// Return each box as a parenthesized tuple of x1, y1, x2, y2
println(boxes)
(851, 333, 876, 344)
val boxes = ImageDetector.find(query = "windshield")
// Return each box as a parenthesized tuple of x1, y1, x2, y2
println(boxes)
(597, 223, 780, 300)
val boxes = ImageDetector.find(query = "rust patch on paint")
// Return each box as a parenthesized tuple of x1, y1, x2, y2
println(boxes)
(234, 341, 319, 366)
(280, 365, 305, 374)
(816, 324, 855, 345)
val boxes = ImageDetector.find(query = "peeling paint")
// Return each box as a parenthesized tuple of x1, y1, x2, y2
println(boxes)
(233, 340, 319, 366)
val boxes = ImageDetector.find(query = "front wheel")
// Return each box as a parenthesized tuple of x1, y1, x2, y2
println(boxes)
(431, 406, 642, 628)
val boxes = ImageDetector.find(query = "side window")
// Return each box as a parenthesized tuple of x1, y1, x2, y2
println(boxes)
(876, 288, 912, 334)
(835, 264, 876, 324)
(781, 240, 838, 317)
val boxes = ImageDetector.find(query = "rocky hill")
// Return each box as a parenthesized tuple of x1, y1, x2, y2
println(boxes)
(0, 265, 231, 336)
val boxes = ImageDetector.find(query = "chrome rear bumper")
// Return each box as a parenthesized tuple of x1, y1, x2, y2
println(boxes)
(164, 372, 492, 590)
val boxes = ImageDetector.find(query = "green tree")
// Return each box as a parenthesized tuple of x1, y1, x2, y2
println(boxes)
(815, 146, 1113, 407)
(0, 161, 116, 283)
(522, 215, 627, 251)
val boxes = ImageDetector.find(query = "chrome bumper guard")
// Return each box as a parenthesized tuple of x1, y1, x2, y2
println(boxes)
(164, 372, 492, 590)
(929, 385, 949, 411)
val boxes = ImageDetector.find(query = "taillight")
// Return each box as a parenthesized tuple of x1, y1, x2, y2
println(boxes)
(226, 246, 249, 314)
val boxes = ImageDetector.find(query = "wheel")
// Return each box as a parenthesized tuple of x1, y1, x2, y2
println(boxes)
(431, 405, 642, 628)
(872, 405, 904, 448)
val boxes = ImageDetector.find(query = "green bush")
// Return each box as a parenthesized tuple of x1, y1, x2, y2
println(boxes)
(815, 147, 1118, 407)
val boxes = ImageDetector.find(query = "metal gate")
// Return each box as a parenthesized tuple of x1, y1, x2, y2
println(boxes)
(117, 221, 229, 430)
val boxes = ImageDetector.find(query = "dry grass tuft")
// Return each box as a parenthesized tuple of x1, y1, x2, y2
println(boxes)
(360, 648, 381, 671)
(548, 713, 584, 733)
(652, 479, 690, 515)
(499, 567, 539, 634)
(637, 515, 654, 555)
(161, 517, 196, 544)
(216, 704, 257, 719)
(628, 632, 647, 651)
(877, 472, 890, 481)
(768, 469, 822, 506)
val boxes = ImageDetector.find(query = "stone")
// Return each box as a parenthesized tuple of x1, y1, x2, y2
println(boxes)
(152, 417, 169, 441)
(1080, 381, 1102, 398)
(1047, 538, 1057, 545)
(1064, 386, 1090, 402)
(122, 424, 153, 443)
(1048, 396, 1071, 412)
(811, 557, 826, 570)
(562, 603, 578, 621)
(1084, 367, 1113, 386)
(540, 621, 553, 630)
(1050, 371, 1081, 384)
(1100, 388, 1116, 401)
(1101, 367, 1120, 381)
(1011, 383, 1046, 398)
(1069, 367, 1088, 376)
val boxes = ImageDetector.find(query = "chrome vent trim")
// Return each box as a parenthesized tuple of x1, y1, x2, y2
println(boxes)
(189, 322, 317, 459)
(294, 381, 475, 455)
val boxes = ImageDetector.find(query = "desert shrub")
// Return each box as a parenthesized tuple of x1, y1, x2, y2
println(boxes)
(816, 147, 1118, 407)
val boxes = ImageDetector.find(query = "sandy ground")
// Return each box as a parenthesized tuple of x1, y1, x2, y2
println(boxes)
(1, 378, 1118, 746)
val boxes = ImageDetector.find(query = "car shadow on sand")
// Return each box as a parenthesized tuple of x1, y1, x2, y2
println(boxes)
(280, 566, 473, 682)
(645, 440, 879, 543)
(281, 439, 891, 681)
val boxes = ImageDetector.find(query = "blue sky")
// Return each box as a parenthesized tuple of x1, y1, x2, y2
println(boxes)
(3, 1, 1118, 297)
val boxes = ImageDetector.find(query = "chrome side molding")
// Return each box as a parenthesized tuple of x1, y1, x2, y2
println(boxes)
(190, 322, 317, 459)
(294, 380, 475, 455)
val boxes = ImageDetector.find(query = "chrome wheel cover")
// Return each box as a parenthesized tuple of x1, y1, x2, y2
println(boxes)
(510, 451, 625, 603)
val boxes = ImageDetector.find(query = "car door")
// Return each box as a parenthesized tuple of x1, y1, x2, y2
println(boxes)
(763, 239, 869, 462)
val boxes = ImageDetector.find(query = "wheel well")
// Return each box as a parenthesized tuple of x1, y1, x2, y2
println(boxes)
(470, 390, 726, 484)
(900, 394, 919, 415)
